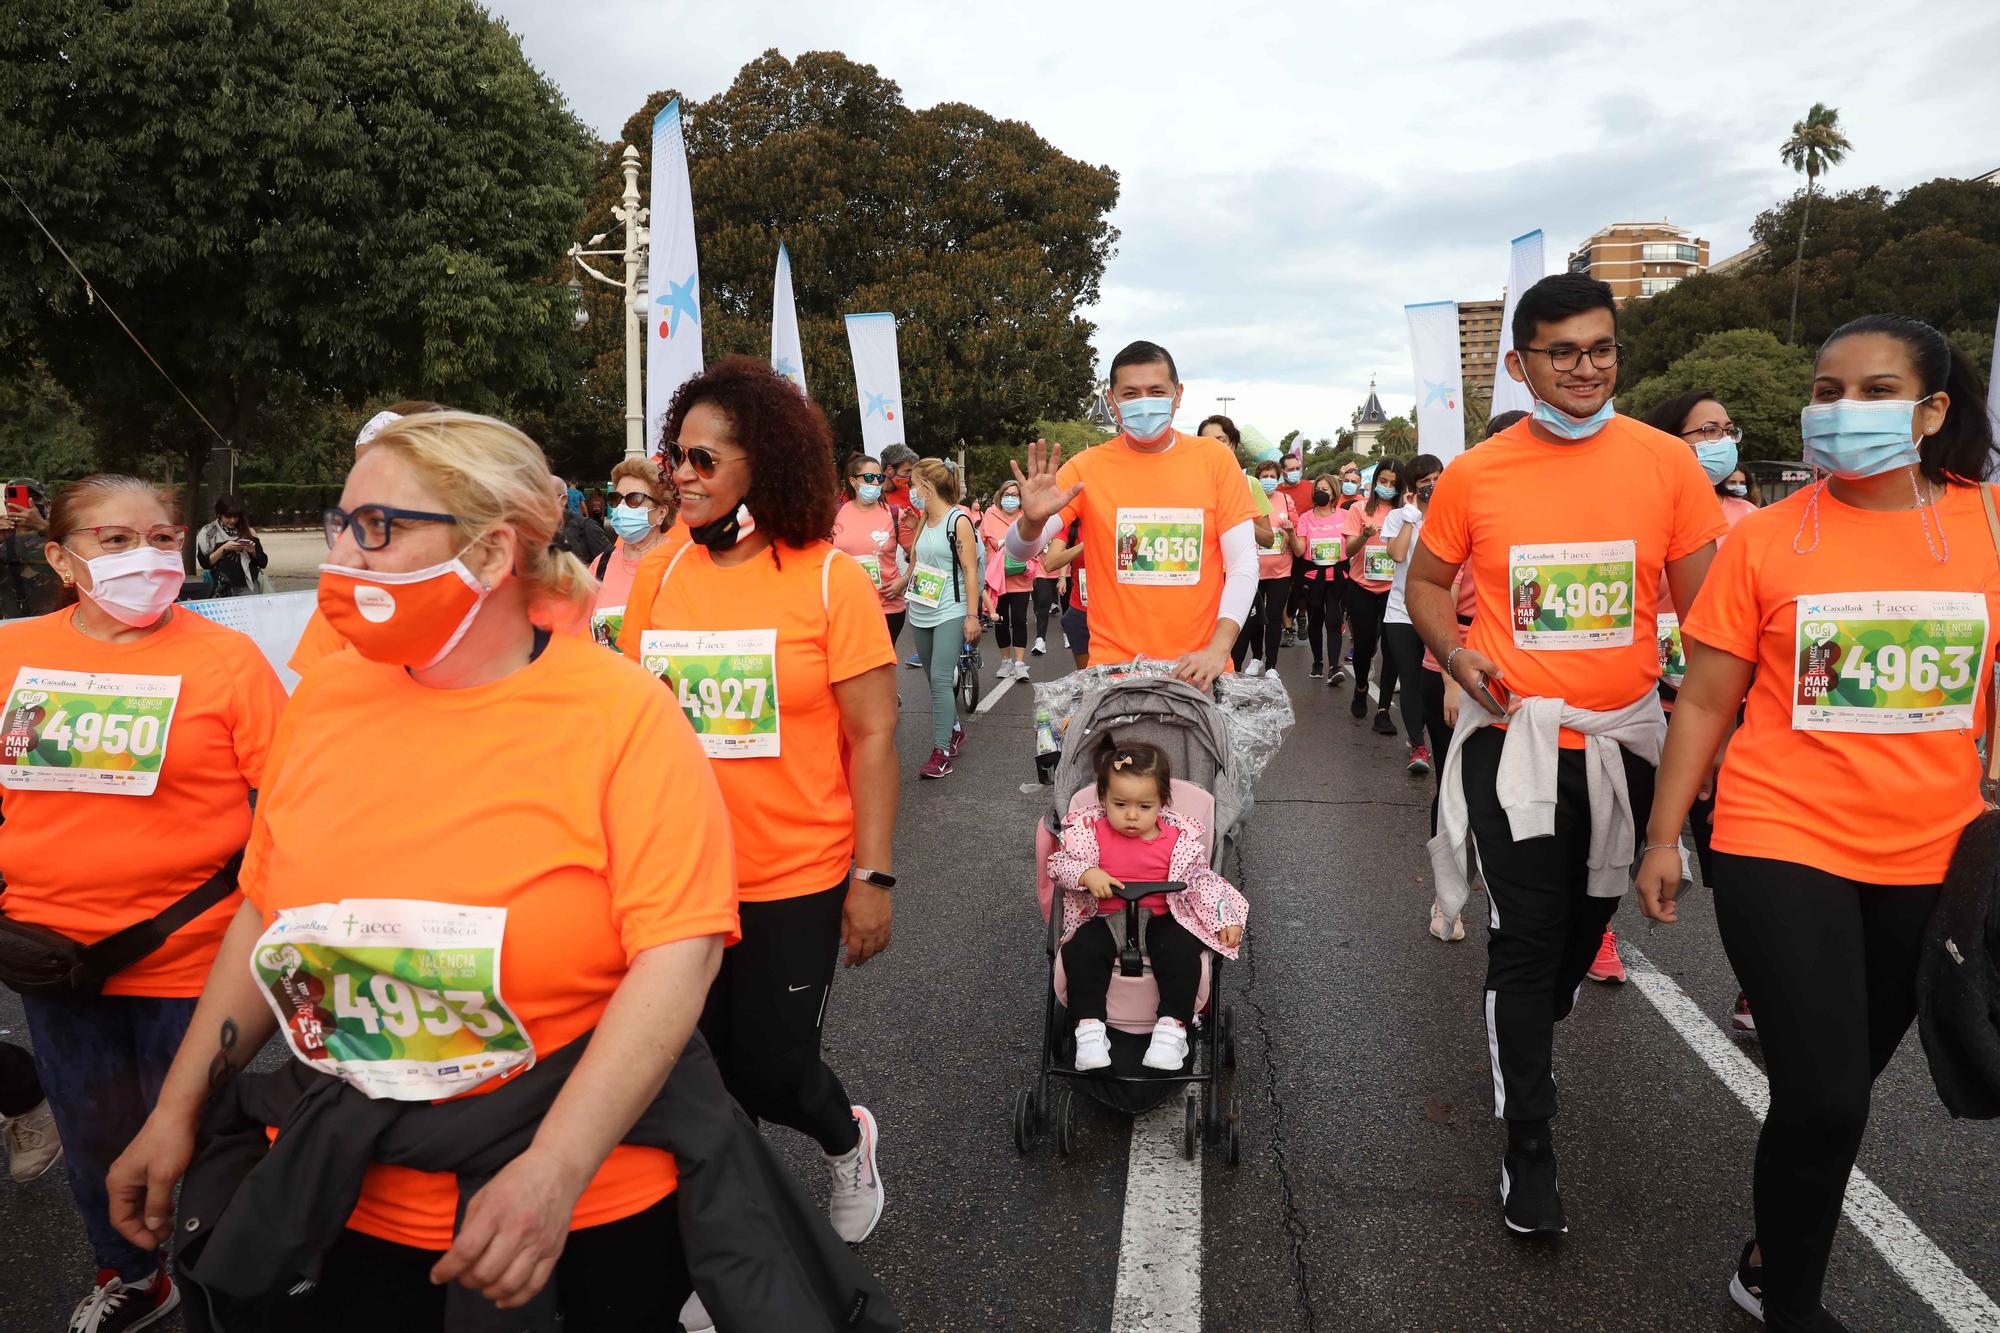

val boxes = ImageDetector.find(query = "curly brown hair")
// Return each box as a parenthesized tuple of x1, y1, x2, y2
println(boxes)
(660, 356, 839, 549)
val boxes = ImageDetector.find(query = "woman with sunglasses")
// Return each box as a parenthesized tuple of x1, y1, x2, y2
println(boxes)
(833, 454, 914, 654)
(590, 457, 681, 653)
(107, 412, 738, 1329)
(0, 474, 286, 1332)
(622, 357, 898, 1253)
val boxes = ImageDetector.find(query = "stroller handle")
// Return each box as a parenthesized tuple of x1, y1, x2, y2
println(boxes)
(1110, 880, 1185, 902)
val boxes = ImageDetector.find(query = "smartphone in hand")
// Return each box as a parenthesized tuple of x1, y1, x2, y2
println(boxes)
(1473, 672, 1510, 716)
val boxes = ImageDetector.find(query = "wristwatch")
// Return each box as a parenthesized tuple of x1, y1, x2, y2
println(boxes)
(852, 867, 897, 889)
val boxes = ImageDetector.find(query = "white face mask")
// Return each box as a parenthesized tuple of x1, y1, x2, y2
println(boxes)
(69, 547, 183, 627)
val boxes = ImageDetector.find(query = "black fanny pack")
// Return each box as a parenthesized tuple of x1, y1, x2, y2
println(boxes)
(0, 851, 244, 996)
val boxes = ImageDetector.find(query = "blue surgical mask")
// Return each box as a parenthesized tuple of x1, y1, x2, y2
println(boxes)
(1000, 495, 1021, 513)
(1531, 395, 1617, 441)
(1694, 439, 1739, 484)
(1117, 396, 1175, 443)
(1341, 481, 1359, 497)
(1800, 397, 1930, 478)
(1284, 469, 1302, 485)
(609, 506, 654, 543)
(1374, 483, 1398, 500)
(1259, 476, 1279, 494)
(856, 483, 883, 504)
(1724, 483, 1749, 498)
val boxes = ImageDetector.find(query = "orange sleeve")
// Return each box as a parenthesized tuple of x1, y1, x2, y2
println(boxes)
(1212, 453, 1259, 533)
(621, 550, 666, 666)
(1419, 463, 1471, 564)
(1055, 455, 1085, 529)
(224, 640, 289, 789)
(824, 553, 898, 684)
(286, 609, 345, 676)
(1667, 445, 1730, 561)
(237, 672, 318, 914)
(602, 687, 741, 955)
(1681, 523, 1761, 663)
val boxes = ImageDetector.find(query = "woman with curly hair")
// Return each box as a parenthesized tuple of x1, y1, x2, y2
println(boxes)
(620, 355, 898, 1259)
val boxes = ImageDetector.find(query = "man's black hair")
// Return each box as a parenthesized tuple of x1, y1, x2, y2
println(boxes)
(1484, 409, 1530, 439)
(1109, 340, 1178, 388)
(1510, 273, 1618, 352)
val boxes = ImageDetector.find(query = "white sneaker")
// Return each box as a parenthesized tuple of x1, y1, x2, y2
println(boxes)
(4, 1098, 62, 1183)
(1073, 1019, 1111, 1071)
(1032, 637, 1047, 656)
(827, 1105, 885, 1244)
(1429, 903, 1465, 942)
(1015, 660, 1031, 679)
(1264, 668, 1280, 685)
(1244, 658, 1264, 677)
(679, 1292, 716, 1332)
(1141, 1017, 1189, 1071)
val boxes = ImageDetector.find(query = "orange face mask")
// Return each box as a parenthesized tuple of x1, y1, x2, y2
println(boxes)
(316, 557, 488, 668)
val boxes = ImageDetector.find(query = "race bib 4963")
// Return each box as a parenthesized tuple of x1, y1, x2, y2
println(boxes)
(1508, 540, 1637, 649)
(0, 668, 181, 796)
(1793, 592, 1989, 734)
(1115, 507, 1204, 586)
(640, 627, 781, 758)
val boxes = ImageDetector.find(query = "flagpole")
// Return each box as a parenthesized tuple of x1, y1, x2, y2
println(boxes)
(621, 145, 646, 460)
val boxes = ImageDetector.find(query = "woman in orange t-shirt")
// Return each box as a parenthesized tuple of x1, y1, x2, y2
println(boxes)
(0, 475, 284, 1326)
(590, 456, 679, 653)
(622, 356, 899, 1252)
(1637, 315, 2000, 1330)
(106, 413, 737, 1328)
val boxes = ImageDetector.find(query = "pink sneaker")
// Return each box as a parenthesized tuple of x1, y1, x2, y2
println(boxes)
(948, 721, 965, 757)
(921, 747, 954, 779)
(1407, 743, 1432, 776)
(1587, 928, 1626, 984)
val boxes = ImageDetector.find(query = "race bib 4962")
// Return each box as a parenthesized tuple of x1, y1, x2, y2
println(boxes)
(1793, 592, 1989, 734)
(0, 668, 181, 796)
(1115, 507, 1204, 586)
(1508, 540, 1637, 649)
(641, 627, 781, 758)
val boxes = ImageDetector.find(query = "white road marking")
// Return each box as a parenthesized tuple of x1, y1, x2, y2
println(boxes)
(976, 670, 1019, 715)
(1111, 1099, 1203, 1333)
(1624, 941, 2000, 1333)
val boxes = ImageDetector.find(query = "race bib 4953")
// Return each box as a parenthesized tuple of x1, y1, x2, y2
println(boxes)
(1793, 592, 1989, 734)
(1509, 540, 1637, 650)
(1115, 507, 1204, 586)
(640, 627, 781, 758)
(0, 668, 181, 796)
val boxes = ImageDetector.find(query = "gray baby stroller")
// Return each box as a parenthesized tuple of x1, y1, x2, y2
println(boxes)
(1020, 674, 1246, 1164)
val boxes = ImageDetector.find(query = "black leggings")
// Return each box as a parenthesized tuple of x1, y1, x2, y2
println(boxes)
(1031, 578, 1060, 641)
(699, 878, 859, 1156)
(1380, 622, 1429, 744)
(0, 1040, 42, 1117)
(1712, 854, 1938, 1332)
(885, 610, 905, 651)
(279, 1193, 690, 1332)
(1062, 912, 1205, 1025)
(1298, 576, 1337, 668)
(1420, 667, 1450, 832)
(1343, 582, 1392, 708)
(1233, 576, 1292, 667)
(995, 590, 1031, 651)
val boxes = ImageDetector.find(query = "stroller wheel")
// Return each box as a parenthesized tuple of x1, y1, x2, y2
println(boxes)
(1013, 1088, 1036, 1155)
(1053, 1088, 1076, 1156)
(1225, 1096, 1243, 1168)
(1183, 1095, 1199, 1161)
(1221, 1005, 1237, 1070)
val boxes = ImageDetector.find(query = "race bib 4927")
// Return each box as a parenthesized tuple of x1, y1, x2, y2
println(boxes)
(0, 668, 181, 796)
(640, 627, 781, 758)
(1793, 592, 1989, 734)
(1508, 540, 1637, 649)
(1115, 508, 1204, 586)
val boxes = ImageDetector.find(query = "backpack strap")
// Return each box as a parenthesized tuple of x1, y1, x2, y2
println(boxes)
(592, 546, 614, 580)
(1980, 484, 2000, 804)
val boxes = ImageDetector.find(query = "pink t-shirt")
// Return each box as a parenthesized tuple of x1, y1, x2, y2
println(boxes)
(1092, 818, 1180, 916)
(831, 500, 908, 614)
(1720, 495, 1757, 536)
(1258, 492, 1298, 581)
(593, 540, 646, 611)
(981, 506, 1038, 593)
(1295, 507, 1346, 578)
(1342, 500, 1397, 592)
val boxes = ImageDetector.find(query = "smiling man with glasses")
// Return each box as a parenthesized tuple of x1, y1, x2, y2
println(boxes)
(1405, 272, 1728, 1239)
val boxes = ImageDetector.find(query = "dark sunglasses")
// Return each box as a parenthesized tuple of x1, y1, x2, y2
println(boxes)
(609, 491, 660, 509)
(663, 441, 749, 479)
(324, 504, 459, 551)
(851, 472, 887, 485)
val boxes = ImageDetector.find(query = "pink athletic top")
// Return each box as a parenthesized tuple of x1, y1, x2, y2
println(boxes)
(1093, 819, 1180, 916)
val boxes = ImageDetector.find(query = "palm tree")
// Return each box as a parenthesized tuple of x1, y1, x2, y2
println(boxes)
(1779, 103, 1852, 344)
(1380, 415, 1416, 454)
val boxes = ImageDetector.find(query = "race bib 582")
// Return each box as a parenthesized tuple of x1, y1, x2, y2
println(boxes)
(1792, 592, 1989, 734)
(1508, 540, 1637, 650)
(640, 627, 781, 758)
(0, 668, 181, 796)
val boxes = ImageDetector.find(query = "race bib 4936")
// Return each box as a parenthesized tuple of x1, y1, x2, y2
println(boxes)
(0, 668, 181, 796)
(1793, 592, 1989, 734)
(641, 627, 781, 758)
(1508, 540, 1637, 649)
(1115, 507, 1204, 586)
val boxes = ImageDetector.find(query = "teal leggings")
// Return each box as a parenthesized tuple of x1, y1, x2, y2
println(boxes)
(911, 620, 963, 751)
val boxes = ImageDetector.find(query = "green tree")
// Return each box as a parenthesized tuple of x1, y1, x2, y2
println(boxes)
(1, 0, 594, 515)
(589, 52, 1119, 465)
(1380, 415, 1416, 454)
(0, 362, 97, 483)
(1621, 328, 1814, 462)
(1779, 102, 1853, 343)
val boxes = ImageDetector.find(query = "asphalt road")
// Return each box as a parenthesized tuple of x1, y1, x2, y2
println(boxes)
(4, 628, 1997, 1331)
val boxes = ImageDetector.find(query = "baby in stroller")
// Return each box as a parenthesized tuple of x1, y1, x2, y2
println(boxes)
(1048, 735, 1249, 1072)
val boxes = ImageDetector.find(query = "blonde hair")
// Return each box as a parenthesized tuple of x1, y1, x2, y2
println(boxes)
(911, 457, 961, 505)
(362, 411, 594, 620)
(608, 457, 660, 492)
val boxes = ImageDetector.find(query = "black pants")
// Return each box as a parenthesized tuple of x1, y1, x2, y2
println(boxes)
(1712, 854, 1937, 1331)
(0, 1040, 42, 1117)
(1031, 578, 1060, 641)
(1343, 582, 1392, 708)
(885, 609, 905, 651)
(1420, 667, 1450, 833)
(1463, 727, 1654, 1124)
(994, 590, 1030, 651)
(1380, 622, 1429, 745)
(1234, 576, 1291, 667)
(1286, 560, 1310, 622)
(699, 879, 859, 1156)
(1062, 912, 1204, 1025)
(285, 1193, 690, 1332)
(1298, 577, 1336, 669)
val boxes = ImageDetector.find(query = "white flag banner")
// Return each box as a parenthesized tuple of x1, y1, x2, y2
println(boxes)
(771, 243, 806, 395)
(845, 313, 906, 451)
(1407, 301, 1467, 462)
(1492, 228, 1545, 417)
(646, 99, 702, 451)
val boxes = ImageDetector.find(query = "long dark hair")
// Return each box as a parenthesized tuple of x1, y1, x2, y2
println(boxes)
(662, 355, 841, 547)
(1364, 458, 1403, 515)
(1196, 415, 1241, 447)
(1817, 315, 1995, 487)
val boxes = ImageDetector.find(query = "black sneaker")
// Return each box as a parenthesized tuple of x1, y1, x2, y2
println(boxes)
(69, 1265, 180, 1333)
(1309, 662, 1323, 678)
(1730, 1239, 1765, 1322)
(1499, 1138, 1567, 1236)
(1349, 694, 1367, 720)
(1327, 666, 1349, 687)
(1373, 710, 1397, 736)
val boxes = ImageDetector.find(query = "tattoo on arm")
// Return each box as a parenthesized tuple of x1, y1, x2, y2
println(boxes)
(205, 1017, 240, 1096)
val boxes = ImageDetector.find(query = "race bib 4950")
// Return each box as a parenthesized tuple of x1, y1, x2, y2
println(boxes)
(0, 668, 181, 796)
(1793, 592, 1989, 734)
(1508, 540, 1637, 649)
(640, 627, 781, 758)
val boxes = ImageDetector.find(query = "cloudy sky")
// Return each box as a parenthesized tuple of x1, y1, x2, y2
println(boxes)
(486, 0, 1997, 441)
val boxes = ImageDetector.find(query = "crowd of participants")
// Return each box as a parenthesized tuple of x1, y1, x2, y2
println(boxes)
(0, 274, 1992, 1333)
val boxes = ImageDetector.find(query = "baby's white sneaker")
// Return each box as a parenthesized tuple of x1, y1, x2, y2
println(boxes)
(1141, 1017, 1189, 1070)
(1073, 1019, 1111, 1071)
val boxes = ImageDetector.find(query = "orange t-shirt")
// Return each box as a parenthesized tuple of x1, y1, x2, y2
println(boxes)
(241, 634, 739, 1249)
(0, 607, 285, 997)
(1341, 498, 1398, 591)
(1053, 431, 1261, 665)
(1419, 414, 1726, 744)
(287, 607, 347, 676)
(622, 539, 896, 901)
(1683, 482, 2000, 883)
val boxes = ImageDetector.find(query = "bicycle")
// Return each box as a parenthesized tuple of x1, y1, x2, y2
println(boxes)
(955, 641, 982, 714)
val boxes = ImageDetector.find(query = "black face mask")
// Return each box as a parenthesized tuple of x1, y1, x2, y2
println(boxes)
(1416, 482, 1436, 502)
(1312, 488, 1332, 506)
(687, 504, 745, 552)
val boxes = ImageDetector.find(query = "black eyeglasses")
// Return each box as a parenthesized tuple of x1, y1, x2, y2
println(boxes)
(663, 441, 750, 479)
(851, 472, 887, 485)
(1680, 423, 1743, 445)
(1519, 342, 1623, 372)
(609, 491, 660, 509)
(323, 505, 459, 551)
